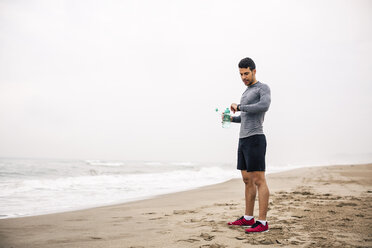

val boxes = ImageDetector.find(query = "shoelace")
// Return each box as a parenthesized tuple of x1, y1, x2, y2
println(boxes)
(236, 216, 245, 221)
(250, 221, 262, 228)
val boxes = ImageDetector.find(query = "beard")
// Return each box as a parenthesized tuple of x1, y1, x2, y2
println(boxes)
(244, 79, 253, 86)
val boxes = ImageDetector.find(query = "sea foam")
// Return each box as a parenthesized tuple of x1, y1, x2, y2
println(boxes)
(0, 159, 239, 218)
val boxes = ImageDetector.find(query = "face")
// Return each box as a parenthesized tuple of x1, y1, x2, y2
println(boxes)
(239, 67, 256, 86)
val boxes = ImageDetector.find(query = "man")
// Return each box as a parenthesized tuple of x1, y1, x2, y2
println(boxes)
(227, 57, 271, 233)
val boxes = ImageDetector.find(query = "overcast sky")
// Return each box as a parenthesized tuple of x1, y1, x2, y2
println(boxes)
(1, 0, 371, 166)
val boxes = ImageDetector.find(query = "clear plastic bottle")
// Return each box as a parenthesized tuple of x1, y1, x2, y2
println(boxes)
(222, 108, 231, 128)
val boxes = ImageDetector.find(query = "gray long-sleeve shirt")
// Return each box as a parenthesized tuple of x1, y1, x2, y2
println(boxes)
(232, 81, 271, 138)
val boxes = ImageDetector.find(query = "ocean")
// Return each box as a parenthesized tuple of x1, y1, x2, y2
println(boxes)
(1, 157, 368, 219)
(0, 158, 243, 219)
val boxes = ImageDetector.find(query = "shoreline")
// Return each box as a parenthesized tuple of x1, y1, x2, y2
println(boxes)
(1, 162, 366, 221)
(1, 163, 371, 247)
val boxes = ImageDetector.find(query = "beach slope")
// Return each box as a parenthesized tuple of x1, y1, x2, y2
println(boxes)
(0, 164, 371, 247)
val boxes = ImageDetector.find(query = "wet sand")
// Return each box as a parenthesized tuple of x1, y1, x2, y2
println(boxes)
(0, 163, 371, 248)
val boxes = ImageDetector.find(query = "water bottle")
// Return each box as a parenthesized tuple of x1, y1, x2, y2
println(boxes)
(222, 108, 231, 128)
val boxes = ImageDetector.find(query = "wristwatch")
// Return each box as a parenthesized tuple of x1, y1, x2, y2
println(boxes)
(237, 104, 241, 111)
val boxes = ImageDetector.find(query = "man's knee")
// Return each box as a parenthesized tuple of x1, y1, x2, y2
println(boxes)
(242, 177, 253, 185)
(252, 172, 266, 186)
(241, 171, 254, 185)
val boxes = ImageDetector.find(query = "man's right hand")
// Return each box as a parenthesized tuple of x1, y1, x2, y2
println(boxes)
(221, 113, 233, 122)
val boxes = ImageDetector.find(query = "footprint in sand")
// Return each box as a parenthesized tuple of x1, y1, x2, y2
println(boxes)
(200, 233, 215, 241)
(292, 191, 313, 195)
(200, 244, 226, 248)
(149, 217, 163, 220)
(269, 226, 283, 231)
(184, 218, 206, 223)
(235, 236, 245, 240)
(336, 202, 358, 207)
(341, 217, 353, 222)
(214, 203, 238, 206)
(291, 215, 304, 219)
(173, 210, 198, 215)
(290, 240, 302, 245)
(90, 236, 103, 240)
(112, 216, 133, 221)
(244, 237, 275, 245)
(65, 219, 87, 222)
(176, 238, 200, 243)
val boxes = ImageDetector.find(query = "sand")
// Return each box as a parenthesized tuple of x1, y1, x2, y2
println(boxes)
(0, 164, 371, 248)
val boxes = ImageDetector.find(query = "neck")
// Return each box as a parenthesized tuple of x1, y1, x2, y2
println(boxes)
(249, 79, 258, 86)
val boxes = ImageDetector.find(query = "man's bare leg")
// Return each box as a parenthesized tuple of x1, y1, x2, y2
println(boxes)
(252, 171, 269, 220)
(241, 170, 256, 216)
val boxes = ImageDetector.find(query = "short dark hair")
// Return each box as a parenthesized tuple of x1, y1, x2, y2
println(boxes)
(238, 57, 256, 70)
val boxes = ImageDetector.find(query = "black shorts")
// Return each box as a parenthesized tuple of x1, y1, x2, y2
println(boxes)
(237, 134, 267, 172)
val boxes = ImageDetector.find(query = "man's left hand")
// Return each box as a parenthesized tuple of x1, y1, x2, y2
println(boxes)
(230, 103, 238, 113)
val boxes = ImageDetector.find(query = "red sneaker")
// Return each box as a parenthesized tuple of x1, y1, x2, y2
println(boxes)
(228, 216, 255, 226)
(245, 221, 269, 233)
